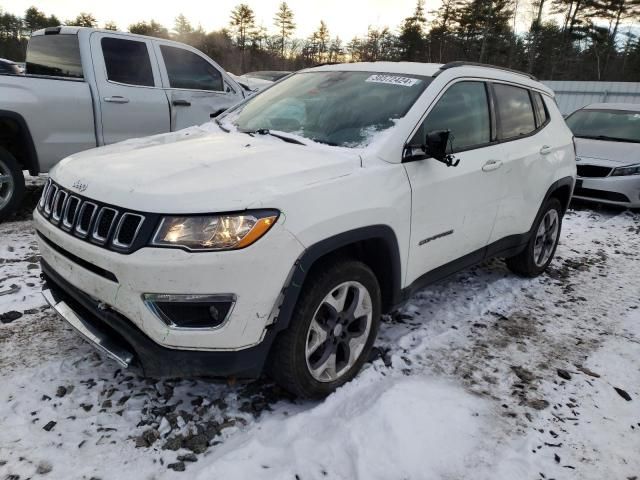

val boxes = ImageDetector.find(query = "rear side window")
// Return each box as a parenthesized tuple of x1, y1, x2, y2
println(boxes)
(160, 45, 222, 91)
(532, 92, 549, 127)
(412, 81, 491, 151)
(494, 84, 536, 140)
(26, 35, 83, 79)
(101, 37, 154, 87)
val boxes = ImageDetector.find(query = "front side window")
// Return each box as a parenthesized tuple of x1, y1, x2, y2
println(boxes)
(101, 37, 154, 87)
(229, 71, 431, 148)
(411, 81, 491, 151)
(160, 46, 223, 91)
(566, 109, 640, 143)
(494, 84, 536, 139)
(26, 35, 83, 79)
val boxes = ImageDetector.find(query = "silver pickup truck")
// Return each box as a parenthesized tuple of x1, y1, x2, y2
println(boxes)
(0, 26, 246, 220)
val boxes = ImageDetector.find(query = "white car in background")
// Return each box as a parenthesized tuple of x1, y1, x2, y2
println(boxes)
(566, 103, 640, 208)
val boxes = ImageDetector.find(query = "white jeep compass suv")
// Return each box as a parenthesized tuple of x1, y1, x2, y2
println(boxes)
(35, 62, 576, 398)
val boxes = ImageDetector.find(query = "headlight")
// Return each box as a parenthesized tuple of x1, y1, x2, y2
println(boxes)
(611, 164, 640, 176)
(151, 210, 279, 251)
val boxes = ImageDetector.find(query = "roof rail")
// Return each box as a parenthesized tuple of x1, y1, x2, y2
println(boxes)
(436, 61, 538, 81)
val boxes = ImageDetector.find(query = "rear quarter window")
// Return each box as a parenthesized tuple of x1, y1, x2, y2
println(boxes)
(494, 83, 536, 140)
(26, 35, 83, 79)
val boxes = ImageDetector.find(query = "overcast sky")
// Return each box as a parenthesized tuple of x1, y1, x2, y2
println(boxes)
(2, 0, 445, 39)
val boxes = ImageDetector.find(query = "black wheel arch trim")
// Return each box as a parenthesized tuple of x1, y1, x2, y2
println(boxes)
(0, 109, 40, 175)
(272, 225, 403, 333)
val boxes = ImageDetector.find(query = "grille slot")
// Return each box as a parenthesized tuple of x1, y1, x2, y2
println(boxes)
(51, 190, 68, 222)
(92, 208, 118, 244)
(75, 202, 97, 237)
(576, 165, 612, 178)
(37, 181, 150, 254)
(113, 213, 145, 249)
(62, 196, 81, 230)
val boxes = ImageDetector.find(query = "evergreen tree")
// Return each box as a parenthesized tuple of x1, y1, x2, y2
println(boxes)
(128, 20, 169, 38)
(68, 12, 98, 28)
(274, 2, 296, 62)
(104, 21, 118, 31)
(399, 0, 427, 60)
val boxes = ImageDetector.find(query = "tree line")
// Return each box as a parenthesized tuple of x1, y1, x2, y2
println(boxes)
(1, 1, 639, 80)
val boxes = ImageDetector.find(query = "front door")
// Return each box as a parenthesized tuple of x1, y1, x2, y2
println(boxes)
(404, 80, 505, 285)
(154, 43, 243, 131)
(90, 32, 170, 145)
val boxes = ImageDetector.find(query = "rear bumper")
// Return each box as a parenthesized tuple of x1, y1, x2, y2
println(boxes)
(42, 261, 275, 379)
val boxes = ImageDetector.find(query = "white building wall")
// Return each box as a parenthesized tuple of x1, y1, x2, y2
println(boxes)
(542, 81, 640, 115)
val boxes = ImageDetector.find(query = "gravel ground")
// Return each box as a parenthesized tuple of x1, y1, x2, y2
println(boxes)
(0, 181, 638, 479)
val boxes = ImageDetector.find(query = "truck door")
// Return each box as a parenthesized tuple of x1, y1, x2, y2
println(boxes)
(90, 32, 170, 145)
(153, 42, 244, 131)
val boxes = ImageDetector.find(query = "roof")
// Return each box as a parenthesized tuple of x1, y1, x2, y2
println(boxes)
(583, 102, 640, 112)
(305, 61, 553, 95)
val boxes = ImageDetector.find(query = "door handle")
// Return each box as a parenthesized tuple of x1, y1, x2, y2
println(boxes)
(540, 145, 552, 155)
(172, 99, 191, 107)
(103, 96, 129, 104)
(482, 159, 503, 172)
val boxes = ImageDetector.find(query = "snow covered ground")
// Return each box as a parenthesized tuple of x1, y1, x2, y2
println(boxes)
(1, 183, 639, 479)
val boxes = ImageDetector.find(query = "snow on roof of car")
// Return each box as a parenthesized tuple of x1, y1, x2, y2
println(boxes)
(584, 103, 640, 112)
(307, 62, 443, 77)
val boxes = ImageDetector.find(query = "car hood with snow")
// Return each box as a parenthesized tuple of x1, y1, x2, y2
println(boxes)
(50, 128, 360, 213)
(575, 137, 640, 166)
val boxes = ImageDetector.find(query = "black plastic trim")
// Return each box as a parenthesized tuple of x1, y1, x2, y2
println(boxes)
(41, 261, 270, 379)
(436, 61, 538, 81)
(0, 109, 40, 174)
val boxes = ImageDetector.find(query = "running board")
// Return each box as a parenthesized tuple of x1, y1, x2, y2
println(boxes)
(42, 289, 135, 368)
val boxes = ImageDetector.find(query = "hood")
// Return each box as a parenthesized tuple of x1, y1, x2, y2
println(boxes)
(575, 138, 640, 166)
(51, 128, 360, 213)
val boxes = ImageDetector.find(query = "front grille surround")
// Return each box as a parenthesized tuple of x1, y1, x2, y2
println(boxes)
(37, 181, 157, 254)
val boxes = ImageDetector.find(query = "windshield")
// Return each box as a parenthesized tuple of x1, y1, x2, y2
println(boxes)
(229, 71, 431, 148)
(566, 109, 640, 143)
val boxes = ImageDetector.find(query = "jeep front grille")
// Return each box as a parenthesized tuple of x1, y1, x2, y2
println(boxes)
(37, 180, 155, 254)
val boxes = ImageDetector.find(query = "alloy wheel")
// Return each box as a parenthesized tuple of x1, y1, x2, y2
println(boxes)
(0, 159, 15, 211)
(533, 209, 559, 267)
(305, 281, 373, 383)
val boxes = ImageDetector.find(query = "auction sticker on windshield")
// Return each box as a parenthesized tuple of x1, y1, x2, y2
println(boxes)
(366, 74, 420, 87)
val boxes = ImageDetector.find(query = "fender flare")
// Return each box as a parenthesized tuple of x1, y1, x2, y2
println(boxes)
(271, 225, 403, 334)
(0, 110, 39, 175)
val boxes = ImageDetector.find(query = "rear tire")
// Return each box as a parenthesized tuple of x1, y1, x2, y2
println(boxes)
(0, 148, 25, 222)
(267, 260, 381, 399)
(506, 198, 563, 277)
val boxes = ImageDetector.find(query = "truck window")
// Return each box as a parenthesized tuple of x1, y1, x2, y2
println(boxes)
(494, 84, 536, 140)
(26, 35, 83, 79)
(160, 45, 223, 91)
(101, 37, 154, 87)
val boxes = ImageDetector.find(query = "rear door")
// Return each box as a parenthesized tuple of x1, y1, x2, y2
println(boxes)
(488, 84, 554, 243)
(153, 42, 243, 131)
(403, 80, 505, 284)
(90, 32, 170, 145)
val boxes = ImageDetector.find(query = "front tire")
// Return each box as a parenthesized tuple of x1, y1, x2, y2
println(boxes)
(0, 148, 25, 222)
(506, 198, 563, 277)
(267, 260, 381, 399)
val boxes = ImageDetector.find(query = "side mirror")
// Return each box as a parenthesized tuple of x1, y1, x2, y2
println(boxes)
(424, 130, 450, 162)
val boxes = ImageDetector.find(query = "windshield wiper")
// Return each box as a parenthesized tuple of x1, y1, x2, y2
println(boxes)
(576, 134, 639, 143)
(215, 117, 230, 133)
(242, 128, 306, 145)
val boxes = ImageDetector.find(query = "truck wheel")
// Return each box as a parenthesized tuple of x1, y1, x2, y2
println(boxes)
(506, 198, 563, 277)
(0, 148, 25, 222)
(268, 260, 381, 399)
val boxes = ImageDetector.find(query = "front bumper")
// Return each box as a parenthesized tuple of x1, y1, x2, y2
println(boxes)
(42, 261, 274, 378)
(573, 175, 640, 208)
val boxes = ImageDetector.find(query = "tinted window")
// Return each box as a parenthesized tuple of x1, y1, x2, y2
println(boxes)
(494, 84, 536, 139)
(532, 92, 548, 127)
(160, 46, 222, 91)
(566, 109, 640, 143)
(101, 37, 154, 87)
(26, 35, 83, 78)
(412, 81, 491, 151)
